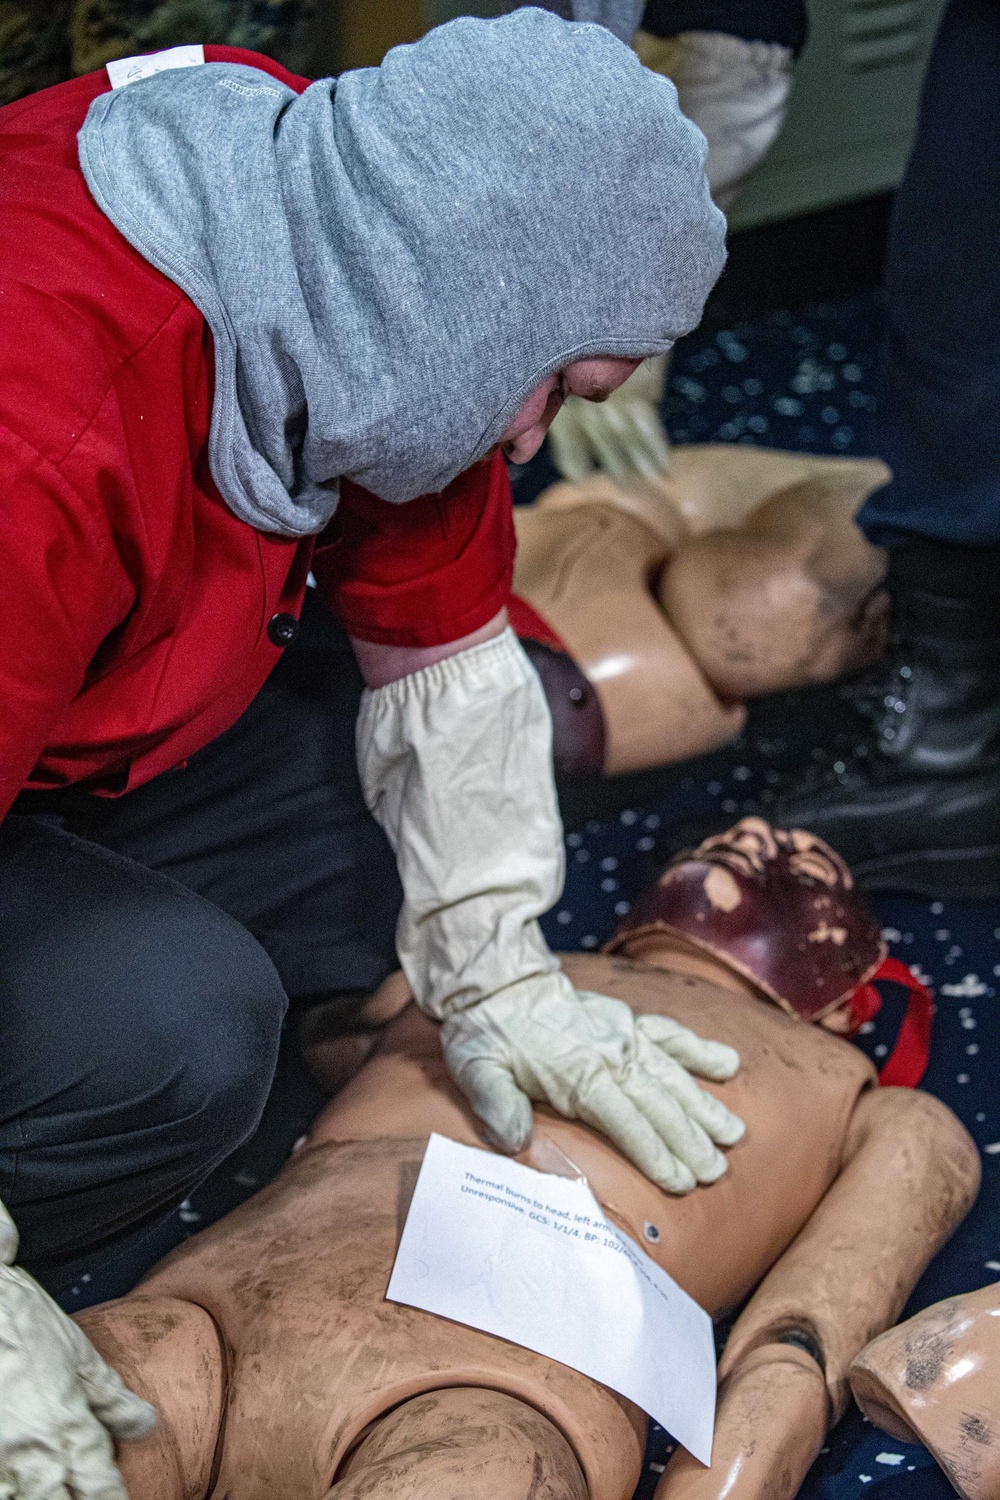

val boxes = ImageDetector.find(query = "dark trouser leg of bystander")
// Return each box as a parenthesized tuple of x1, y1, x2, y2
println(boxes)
(771, 0, 1000, 897)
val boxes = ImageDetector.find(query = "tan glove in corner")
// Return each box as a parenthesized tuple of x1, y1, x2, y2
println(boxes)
(0, 1197, 156, 1500)
(634, 31, 794, 212)
(357, 629, 745, 1193)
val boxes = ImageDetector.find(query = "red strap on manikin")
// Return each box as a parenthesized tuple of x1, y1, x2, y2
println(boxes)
(849, 957, 935, 1089)
(507, 594, 568, 655)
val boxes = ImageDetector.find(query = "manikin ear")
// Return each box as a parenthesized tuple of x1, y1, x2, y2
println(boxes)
(819, 1000, 857, 1034)
(300, 971, 416, 1095)
(363, 969, 416, 1021)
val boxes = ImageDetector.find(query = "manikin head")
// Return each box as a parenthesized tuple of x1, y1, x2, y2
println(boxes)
(608, 818, 886, 1027)
(306, 819, 886, 1103)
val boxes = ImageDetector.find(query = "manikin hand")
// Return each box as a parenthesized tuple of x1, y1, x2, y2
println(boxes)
(0, 1198, 156, 1499)
(357, 628, 745, 1191)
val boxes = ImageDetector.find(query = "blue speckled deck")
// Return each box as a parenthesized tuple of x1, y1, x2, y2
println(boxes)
(64, 291, 999, 1500)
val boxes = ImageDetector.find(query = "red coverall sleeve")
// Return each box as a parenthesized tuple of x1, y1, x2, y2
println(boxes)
(311, 451, 517, 648)
(0, 428, 127, 820)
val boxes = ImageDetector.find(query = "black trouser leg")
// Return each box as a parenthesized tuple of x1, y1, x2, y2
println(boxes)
(0, 817, 286, 1293)
(858, 0, 1000, 547)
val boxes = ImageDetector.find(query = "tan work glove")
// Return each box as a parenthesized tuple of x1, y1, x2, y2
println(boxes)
(0, 1197, 155, 1499)
(357, 629, 744, 1193)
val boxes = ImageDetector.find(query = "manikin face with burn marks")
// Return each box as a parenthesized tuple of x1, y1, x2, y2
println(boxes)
(611, 818, 886, 1026)
(696, 819, 854, 933)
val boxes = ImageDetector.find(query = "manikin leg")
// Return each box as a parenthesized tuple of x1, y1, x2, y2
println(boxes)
(80, 1289, 591, 1500)
(851, 1281, 1000, 1500)
(655, 1086, 980, 1500)
(327, 1388, 588, 1500)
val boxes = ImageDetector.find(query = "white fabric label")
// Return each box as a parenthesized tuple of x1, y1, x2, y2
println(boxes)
(386, 1133, 717, 1465)
(106, 44, 205, 90)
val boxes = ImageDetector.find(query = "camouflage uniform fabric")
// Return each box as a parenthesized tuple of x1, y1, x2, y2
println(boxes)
(2, 0, 316, 106)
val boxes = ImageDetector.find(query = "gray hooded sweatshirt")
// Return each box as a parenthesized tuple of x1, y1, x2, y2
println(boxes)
(78, 8, 724, 537)
(507, 0, 646, 44)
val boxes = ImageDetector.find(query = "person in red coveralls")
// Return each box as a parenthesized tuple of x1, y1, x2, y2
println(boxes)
(0, 12, 743, 1495)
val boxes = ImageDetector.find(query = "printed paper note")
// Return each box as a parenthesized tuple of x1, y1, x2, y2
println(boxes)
(386, 1132, 716, 1465)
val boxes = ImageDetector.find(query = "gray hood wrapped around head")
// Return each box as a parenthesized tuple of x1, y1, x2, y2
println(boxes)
(78, 8, 725, 536)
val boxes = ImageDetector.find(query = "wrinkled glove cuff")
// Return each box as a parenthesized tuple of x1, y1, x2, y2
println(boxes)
(357, 629, 565, 1023)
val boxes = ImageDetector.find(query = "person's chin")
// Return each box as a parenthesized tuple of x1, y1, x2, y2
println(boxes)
(500, 437, 542, 464)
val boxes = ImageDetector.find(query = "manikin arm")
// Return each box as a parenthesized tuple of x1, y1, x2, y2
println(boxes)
(655, 1086, 980, 1500)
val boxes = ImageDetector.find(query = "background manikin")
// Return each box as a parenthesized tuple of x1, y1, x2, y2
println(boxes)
(510, 446, 889, 776)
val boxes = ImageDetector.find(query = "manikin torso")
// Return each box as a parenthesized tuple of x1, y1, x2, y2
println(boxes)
(511, 446, 890, 774)
(80, 954, 877, 1500)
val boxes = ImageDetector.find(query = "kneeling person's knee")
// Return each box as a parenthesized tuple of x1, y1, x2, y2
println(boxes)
(1, 833, 287, 1267)
(128, 888, 287, 1154)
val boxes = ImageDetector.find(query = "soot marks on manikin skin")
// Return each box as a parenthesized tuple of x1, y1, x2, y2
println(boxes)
(960, 1412, 993, 1447)
(524, 1452, 546, 1500)
(901, 1305, 964, 1390)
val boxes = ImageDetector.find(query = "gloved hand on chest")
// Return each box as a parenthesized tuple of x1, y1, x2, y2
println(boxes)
(357, 628, 744, 1192)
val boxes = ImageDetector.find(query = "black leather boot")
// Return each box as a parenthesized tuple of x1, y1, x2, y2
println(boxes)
(767, 544, 1000, 898)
